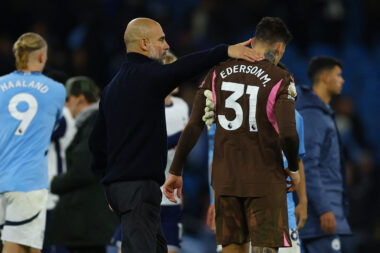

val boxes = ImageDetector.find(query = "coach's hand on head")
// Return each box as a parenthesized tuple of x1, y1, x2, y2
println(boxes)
(227, 38, 264, 62)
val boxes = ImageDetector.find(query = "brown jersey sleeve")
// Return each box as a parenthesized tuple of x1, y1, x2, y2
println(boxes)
(199, 68, 216, 90)
(275, 74, 299, 172)
(169, 89, 206, 176)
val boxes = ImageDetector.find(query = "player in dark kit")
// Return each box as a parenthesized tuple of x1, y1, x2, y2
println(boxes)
(164, 17, 300, 253)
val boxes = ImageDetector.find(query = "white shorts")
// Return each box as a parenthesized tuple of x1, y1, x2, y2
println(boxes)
(279, 228, 301, 253)
(0, 189, 48, 249)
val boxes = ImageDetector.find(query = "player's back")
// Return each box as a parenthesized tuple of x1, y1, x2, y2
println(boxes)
(205, 59, 294, 197)
(0, 71, 66, 193)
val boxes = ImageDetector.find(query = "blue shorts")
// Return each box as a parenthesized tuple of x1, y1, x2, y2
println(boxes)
(111, 205, 182, 251)
(160, 205, 182, 252)
(302, 235, 341, 253)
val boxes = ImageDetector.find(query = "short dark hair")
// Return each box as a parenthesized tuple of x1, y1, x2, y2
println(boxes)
(255, 17, 292, 45)
(307, 56, 343, 84)
(66, 76, 99, 103)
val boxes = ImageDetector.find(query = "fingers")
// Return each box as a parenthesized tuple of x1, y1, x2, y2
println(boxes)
(287, 169, 300, 187)
(297, 220, 306, 230)
(287, 185, 296, 192)
(321, 220, 332, 234)
(240, 50, 257, 63)
(227, 43, 263, 62)
(164, 186, 177, 203)
(205, 99, 214, 110)
(177, 186, 182, 199)
(203, 111, 214, 119)
(202, 90, 215, 130)
(297, 216, 306, 230)
(239, 38, 252, 46)
(295, 203, 307, 230)
(206, 205, 216, 231)
(206, 206, 213, 228)
(328, 218, 337, 234)
(320, 216, 336, 234)
(204, 90, 213, 99)
(202, 115, 214, 126)
(243, 48, 264, 62)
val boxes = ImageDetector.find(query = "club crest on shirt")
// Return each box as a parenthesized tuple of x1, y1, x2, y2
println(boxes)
(331, 238, 341, 251)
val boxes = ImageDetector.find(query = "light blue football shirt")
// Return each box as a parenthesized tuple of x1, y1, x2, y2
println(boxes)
(283, 110, 305, 229)
(0, 71, 66, 192)
(207, 123, 216, 204)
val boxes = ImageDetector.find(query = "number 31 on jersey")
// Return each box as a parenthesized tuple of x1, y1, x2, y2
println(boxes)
(218, 81, 259, 132)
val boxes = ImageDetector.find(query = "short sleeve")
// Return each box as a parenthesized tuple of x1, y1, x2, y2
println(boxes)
(56, 83, 66, 125)
(296, 110, 306, 158)
(199, 68, 216, 91)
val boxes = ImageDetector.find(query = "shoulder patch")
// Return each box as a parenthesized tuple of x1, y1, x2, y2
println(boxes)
(288, 82, 297, 98)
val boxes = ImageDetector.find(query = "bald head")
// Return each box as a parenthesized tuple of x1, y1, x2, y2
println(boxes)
(124, 17, 169, 61)
(124, 18, 159, 51)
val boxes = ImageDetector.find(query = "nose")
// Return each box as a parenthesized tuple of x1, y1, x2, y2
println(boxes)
(164, 41, 170, 50)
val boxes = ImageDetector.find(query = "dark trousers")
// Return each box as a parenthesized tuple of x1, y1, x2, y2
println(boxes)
(67, 246, 105, 253)
(42, 210, 70, 253)
(105, 180, 167, 253)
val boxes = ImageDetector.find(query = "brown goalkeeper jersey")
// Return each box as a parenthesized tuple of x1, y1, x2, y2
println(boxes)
(170, 59, 299, 197)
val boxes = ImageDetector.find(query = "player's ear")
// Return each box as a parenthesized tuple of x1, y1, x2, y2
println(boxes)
(140, 38, 149, 52)
(38, 51, 45, 64)
(275, 42, 283, 56)
(320, 71, 330, 84)
(78, 94, 87, 104)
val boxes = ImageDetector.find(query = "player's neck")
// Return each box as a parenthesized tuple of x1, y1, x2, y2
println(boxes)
(312, 84, 331, 105)
(252, 45, 275, 64)
(21, 63, 44, 72)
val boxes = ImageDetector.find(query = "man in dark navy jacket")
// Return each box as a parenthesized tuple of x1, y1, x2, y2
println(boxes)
(296, 57, 351, 253)
(88, 17, 262, 253)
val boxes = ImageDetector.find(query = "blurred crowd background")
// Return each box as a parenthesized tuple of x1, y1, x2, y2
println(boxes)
(1, 0, 379, 252)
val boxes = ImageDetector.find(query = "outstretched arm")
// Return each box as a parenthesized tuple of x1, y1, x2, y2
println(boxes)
(164, 90, 206, 202)
(153, 40, 263, 97)
(168, 90, 206, 176)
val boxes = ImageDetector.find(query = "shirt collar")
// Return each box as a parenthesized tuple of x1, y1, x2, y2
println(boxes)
(14, 70, 42, 76)
(125, 53, 155, 64)
(75, 101, 99, 128)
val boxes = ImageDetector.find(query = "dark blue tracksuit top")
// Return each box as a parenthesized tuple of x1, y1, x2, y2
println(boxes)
(89, 45, 228, 186)
(296, 86, 351, 239)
